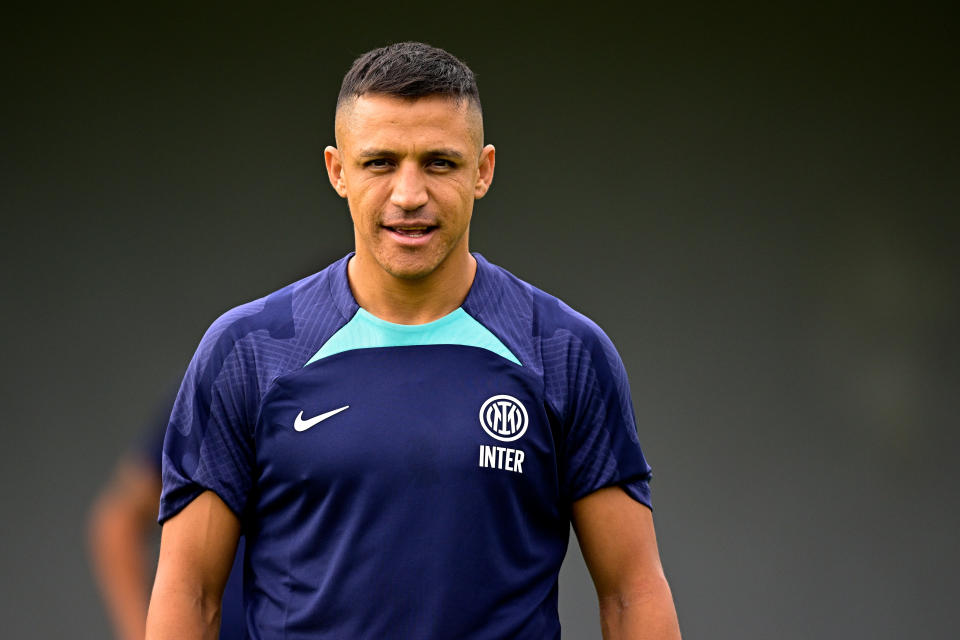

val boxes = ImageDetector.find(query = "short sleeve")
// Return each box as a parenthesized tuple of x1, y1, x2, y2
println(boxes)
(158, 313, 258, 524)
(557, 323, 652, 508)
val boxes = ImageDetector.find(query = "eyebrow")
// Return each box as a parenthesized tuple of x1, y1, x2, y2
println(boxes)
(356, 148, 466, 160)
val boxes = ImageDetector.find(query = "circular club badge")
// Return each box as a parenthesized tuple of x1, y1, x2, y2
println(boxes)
(479, 395, 529, 442)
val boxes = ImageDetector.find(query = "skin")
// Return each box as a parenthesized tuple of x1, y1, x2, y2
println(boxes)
(146, 491, 240, 640)
(324, 93, 495, 324)
(146, 91, 681, 639)
(573, 488, 682, 639)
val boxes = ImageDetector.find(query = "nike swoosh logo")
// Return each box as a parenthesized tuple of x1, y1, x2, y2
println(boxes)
(294, 405, 350, 431)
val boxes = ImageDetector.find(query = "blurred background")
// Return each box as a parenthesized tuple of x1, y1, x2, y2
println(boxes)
(1, 3, 957, 638)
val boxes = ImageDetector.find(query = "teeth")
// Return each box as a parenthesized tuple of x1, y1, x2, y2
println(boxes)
(393, 226, 429, 237)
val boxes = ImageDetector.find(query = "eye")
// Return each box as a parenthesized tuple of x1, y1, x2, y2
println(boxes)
(428, 159, 456, 170)
(364, 158, 394, 170)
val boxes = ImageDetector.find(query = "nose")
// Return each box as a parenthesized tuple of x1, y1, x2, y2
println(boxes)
(390, 162, 429, 211)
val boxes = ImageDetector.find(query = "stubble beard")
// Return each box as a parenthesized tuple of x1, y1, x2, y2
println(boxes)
(372, 227, 470, 283)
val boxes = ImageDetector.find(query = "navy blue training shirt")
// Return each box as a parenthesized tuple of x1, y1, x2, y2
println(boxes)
(160, 253, 652, 639)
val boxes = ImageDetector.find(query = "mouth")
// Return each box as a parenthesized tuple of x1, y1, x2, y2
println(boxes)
(382, 224, 438, 240)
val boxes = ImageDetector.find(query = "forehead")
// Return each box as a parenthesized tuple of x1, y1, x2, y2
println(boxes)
(336, 94, 482, 152)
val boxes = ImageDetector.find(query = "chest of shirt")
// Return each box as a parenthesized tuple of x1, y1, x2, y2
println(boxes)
(253, 345, 561, 509)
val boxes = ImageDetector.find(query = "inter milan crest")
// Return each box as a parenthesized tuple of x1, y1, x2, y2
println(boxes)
(479, 395, 529, 442)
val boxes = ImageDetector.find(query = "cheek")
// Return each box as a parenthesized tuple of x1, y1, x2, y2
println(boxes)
(344, 173, 388, 215)
(434, 180, 475, 214)
(347, 191, 380, 224)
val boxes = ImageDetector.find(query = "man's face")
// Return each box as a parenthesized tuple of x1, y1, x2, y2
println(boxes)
(325, 94, 495, 281)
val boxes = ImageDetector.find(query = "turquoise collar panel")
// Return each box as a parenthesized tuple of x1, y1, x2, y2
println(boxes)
(305, 307, 522, 367)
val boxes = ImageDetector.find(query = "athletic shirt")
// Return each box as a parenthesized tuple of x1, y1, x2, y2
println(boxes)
(160, 253, 652, 639)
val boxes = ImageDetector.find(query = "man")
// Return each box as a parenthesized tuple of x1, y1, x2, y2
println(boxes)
(147, 42, 681, 639)
(88, 390, 245, 640)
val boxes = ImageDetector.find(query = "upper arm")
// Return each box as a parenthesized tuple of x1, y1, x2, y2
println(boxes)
(571, 486, 666, 596)
(159, 308, 263, 525)
(547, 315, 652, 505)
(147, 491, 240, 638)
(154, 490, 241, 602)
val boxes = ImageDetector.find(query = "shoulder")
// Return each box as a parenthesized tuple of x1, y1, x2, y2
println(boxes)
(474, 255, 619, 357)
(191, 255, 356, 382)
(530, 284, 627, 399)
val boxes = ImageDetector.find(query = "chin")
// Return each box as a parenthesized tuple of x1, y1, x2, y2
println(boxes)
(379, 254, 443, 281)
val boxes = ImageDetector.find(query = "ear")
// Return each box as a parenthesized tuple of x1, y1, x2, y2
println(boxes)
(474, 144, 496, 199)
(324, 146, 348, 198)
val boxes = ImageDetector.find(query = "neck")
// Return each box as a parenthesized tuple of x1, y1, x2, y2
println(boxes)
(347, 251, 477, 325)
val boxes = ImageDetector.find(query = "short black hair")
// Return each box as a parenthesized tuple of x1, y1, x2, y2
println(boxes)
(337, 42, 481, 111)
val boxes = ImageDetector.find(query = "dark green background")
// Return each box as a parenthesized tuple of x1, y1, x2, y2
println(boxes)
(2, 4, 957, 638)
